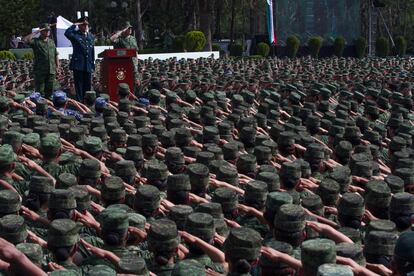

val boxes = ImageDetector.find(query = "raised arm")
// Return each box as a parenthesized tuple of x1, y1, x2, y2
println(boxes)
(64, 24, 78, 41)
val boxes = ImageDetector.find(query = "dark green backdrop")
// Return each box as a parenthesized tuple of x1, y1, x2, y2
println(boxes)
(276, 0, 360, 44)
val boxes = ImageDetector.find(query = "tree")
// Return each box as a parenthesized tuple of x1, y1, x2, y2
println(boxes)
(0, 0, 40, 48)
(198, 0, 214, 51)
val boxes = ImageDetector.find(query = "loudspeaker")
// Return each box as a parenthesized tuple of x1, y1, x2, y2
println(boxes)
(373, 0, 386, 8)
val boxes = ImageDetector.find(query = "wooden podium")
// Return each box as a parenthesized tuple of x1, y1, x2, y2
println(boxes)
(98, 49, 137, 102)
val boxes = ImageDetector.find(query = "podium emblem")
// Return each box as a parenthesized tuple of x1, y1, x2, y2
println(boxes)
(116, 68, 126, 81)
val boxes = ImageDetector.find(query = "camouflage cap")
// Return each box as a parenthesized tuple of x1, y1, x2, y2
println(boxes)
(142, 134, 158, 147)
(134, 185, 161, 211)
(0, 190, 21, 214)
(3, 131, 24, 146)
(16, 243, 43, 265)
(256, 171, 280, 192)
(146, 162, 169, 181)
(224, 227, 261, 261)
(336, 242, 365, 266)
(29, 175, 54, 193)
(169, 205, 193, 230)
(236, 154, 258, 175)
(280, 161, 302, 179)
(49, 270, 79, 276)
(124, 146, 144, 162)
(338, 193, 365, 217)
(364, 230, 398, 257)
(101, 176, 125, 201)
(115, 160, 137, 177)
(212, 188, 238, 213)
(216, 165, 239, 186)
(48, 219, 80, 247)
(167, 174, 191, 192)
(301, 239, 336, 276)
(49, 189, 77, 210)
(57, 173, 77, 189)
(40, 134, 61, 156)
(83, 136, 103, 153)
(245, 180, 268, 202)
(128, 213, 146, 230)
(274, 204, 306, 233)
(367, 219, 396, 234)
(118, 255, 149, 275)
(79, 159, 101, 179)
(365, 180, 391, 210)
(100, 209, 129, 231)
(185, 212, 215, 240)
(69, 185, 91, 211)
(390, 192, 414, 217)
(187, 163, 210, 190)
(317, 178, 340, 206)
(317, 264, 353, 276)
(86, 265, 116, 276)
(148, 219, 180, 251)
(194, 202, 228, 236)
(394, 168, 414, 187)
(0, 144, 16, 166)
(23, 133, 40, 147)
(171, 259, 205, 276)
(0, 215, 27, 244)
(302, 194, 324, 215)
(195, 151, 215, 166)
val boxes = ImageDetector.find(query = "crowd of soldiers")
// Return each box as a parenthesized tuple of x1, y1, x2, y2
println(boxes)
(0, 17, 413, 276)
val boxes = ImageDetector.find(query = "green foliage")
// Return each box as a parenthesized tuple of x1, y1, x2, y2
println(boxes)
(395, 36, 407, 56)
(212, 43, 221, 52)
(22, 52, 34, 60)
(286, 35, 300, 58)
(256, 42, 270, 57)
(354, 37, 367, 58)
(333, 36, 346, 57)
(308, 36, 323, 58)
(0, 51, 16, 60)
(0, 0, 40, 48)
(140, 48, 163, 54)
(172, 35, 186, 52)
(230, 44, 244, 57)
(376, 37, 390, 57)
(184, 31, 206, 52)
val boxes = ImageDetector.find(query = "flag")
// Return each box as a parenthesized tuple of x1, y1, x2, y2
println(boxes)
(266, 0, 277, 45)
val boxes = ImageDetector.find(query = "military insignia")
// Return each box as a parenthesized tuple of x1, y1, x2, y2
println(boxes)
(116, 68, 126, 80)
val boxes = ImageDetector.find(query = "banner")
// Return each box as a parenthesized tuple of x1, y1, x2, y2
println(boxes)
(266, 0, 277, 45)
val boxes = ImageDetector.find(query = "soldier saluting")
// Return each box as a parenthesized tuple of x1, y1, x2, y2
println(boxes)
(64, 16, 95, 103)
(24, 23, 59, 99)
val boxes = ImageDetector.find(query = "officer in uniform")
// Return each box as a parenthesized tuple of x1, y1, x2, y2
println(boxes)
(24, 23, 59, 98)
(64, 16, 95, 102)
(110, 21, 139, 88)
